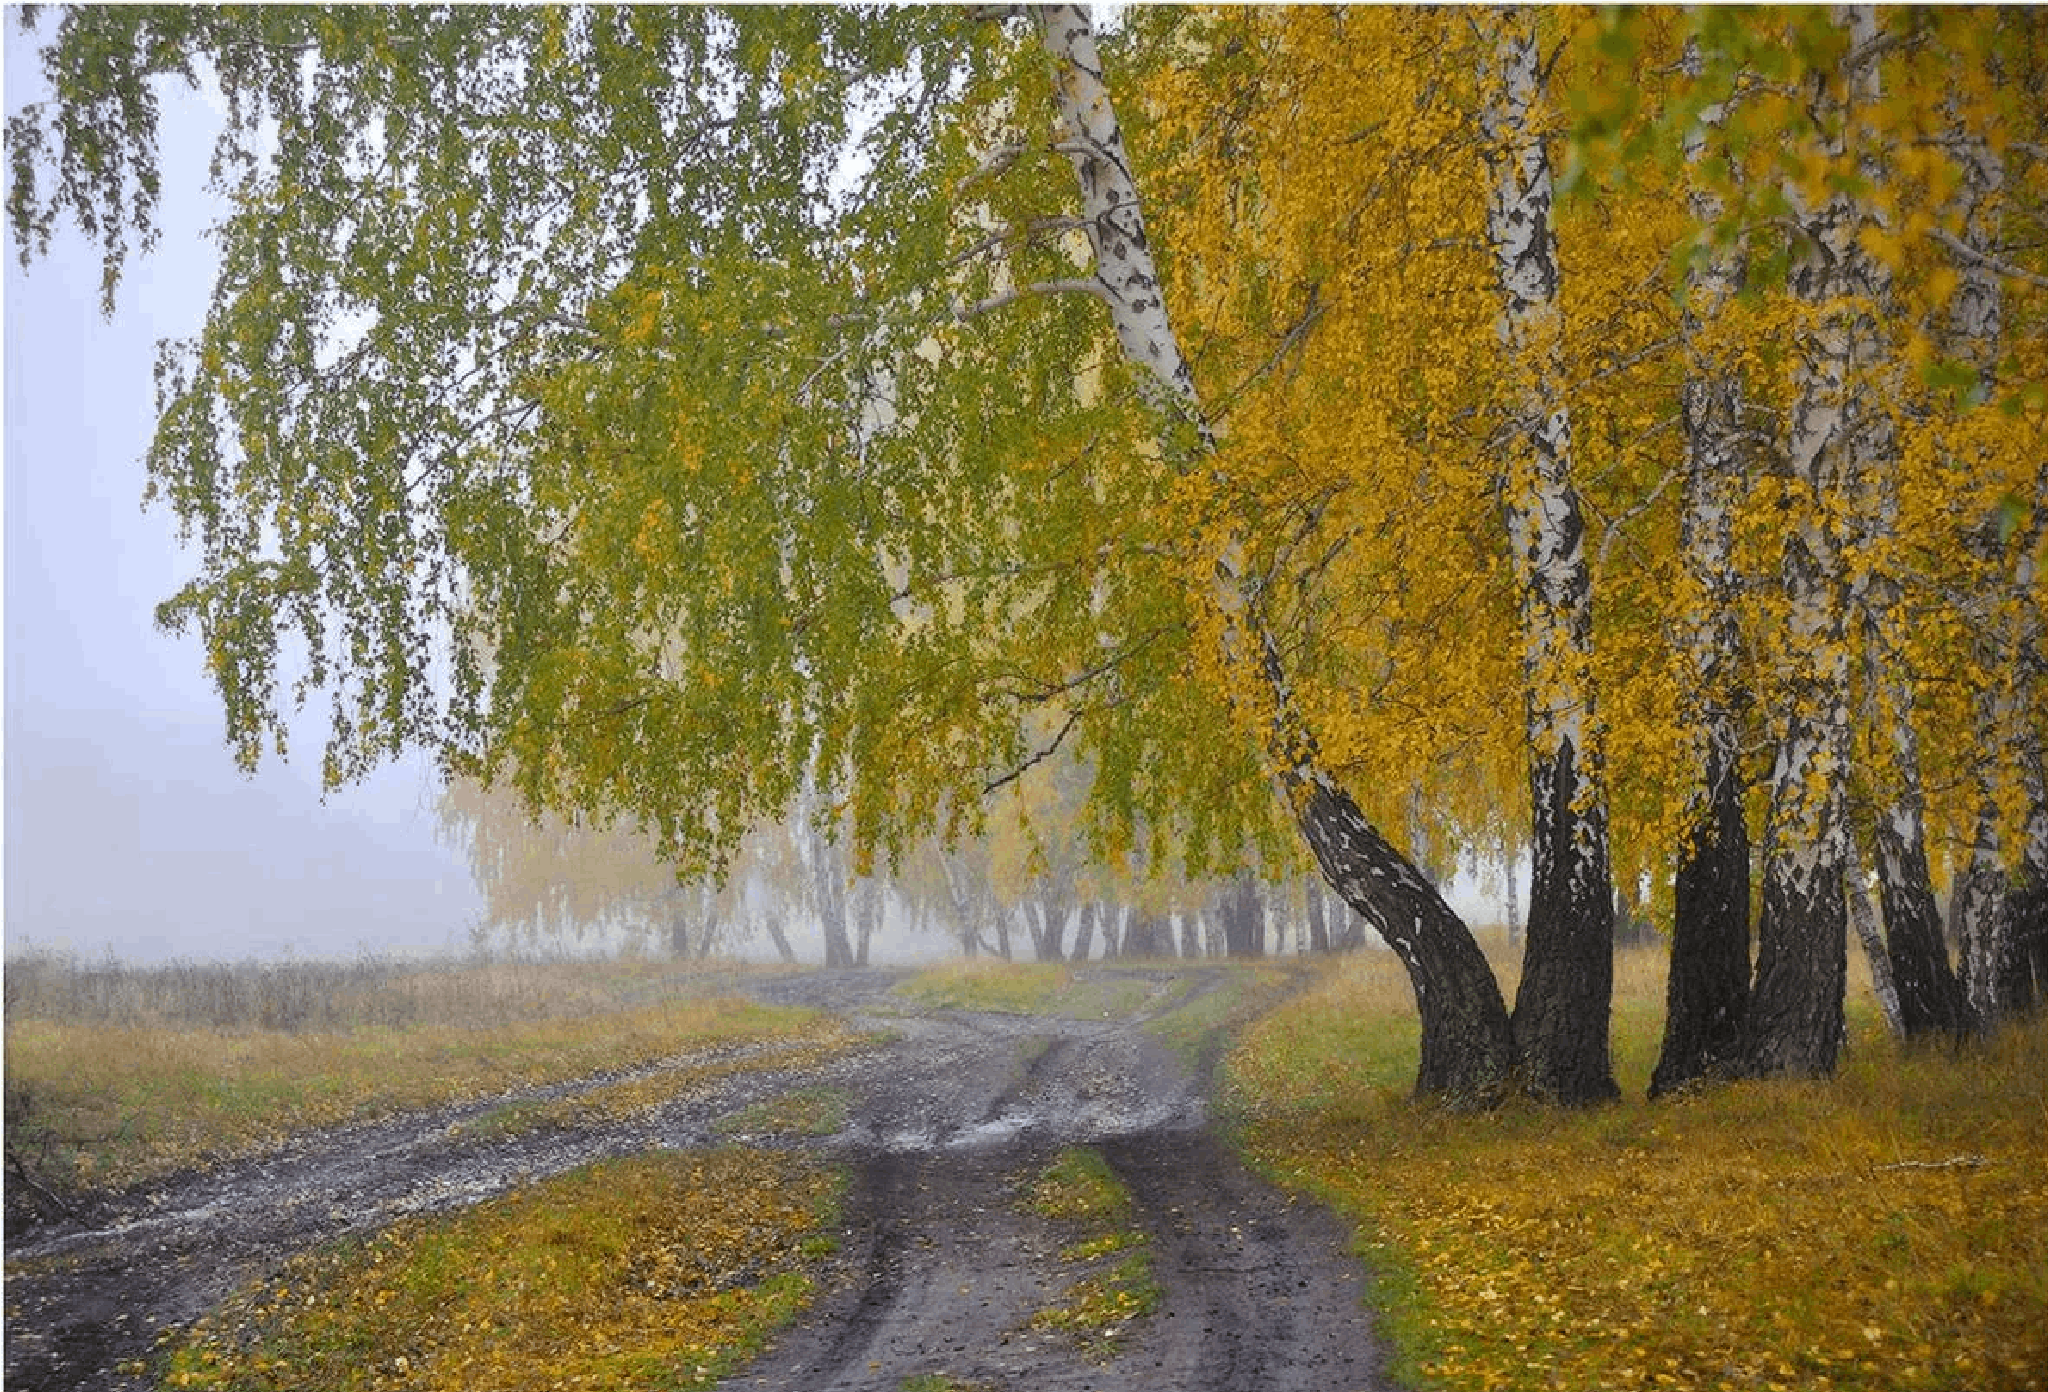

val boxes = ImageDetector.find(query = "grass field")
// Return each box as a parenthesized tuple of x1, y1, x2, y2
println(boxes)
(3, 952, 839, 1193)
(158, 1148, 842, 1392)
(1223, 943, 2048, 1392)
(9, 945, 2044, 1390)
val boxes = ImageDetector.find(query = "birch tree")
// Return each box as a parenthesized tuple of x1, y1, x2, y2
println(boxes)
(1651, 36, 1754, 1096)
(1476, 6, 1618, 1103)
(14, 4, 2046, 1105)
(1031, 3, 1516, 1098)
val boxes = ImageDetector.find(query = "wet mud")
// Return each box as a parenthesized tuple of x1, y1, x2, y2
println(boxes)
(4, 966, 1391, 1391)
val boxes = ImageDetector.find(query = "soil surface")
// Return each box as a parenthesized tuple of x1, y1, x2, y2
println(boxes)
(5, 965, 1391, 1392)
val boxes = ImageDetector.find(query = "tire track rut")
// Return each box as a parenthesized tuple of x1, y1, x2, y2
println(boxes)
(5, 966, 1392, 1392)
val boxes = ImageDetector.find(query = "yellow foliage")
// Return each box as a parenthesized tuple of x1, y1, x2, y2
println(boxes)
(161, 1149, 843, 1391)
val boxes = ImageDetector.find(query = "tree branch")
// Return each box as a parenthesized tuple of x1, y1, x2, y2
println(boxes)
(981, 705, 1085, 797)
(953, 277, 1110, 321)
(1928, 226, 2048, 292)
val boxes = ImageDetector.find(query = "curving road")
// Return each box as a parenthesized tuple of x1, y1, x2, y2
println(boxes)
(4, 966, 1391, 1392)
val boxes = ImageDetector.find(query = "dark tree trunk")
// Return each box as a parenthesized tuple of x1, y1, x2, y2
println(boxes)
(1510, 738, 1621, 1103)
(1879, 818, 1972, 1038)
(1481, 8, 1619, 1109)
(1024, 900, 1067, 963)
(763, 916, 798, 965)
(1123, 908, 1174, 960)
(1304, 876, 1330, 953)
(1178, 911, 1202, 959)
(818, 880, 855, 968)
(1746, 846, 1848, 1076)
(1219, 872, 1265, 959)
(854, 878, 880, 968)
(1652, 740, 1751, 1096)
(1071, 900, 1097, 962)
(2014, 885, 2048, 1011)
(1290, 774, 1516, 1105)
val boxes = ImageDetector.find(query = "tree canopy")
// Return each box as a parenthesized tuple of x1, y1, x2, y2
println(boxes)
(11, 4, 2045, 1100)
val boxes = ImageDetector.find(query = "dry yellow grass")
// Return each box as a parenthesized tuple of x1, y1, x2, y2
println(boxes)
(1225, 945, 2048, 1392)
(5, 988, 840, 1190)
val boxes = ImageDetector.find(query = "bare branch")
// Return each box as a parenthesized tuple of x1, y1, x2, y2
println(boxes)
(953, 277, 1109, 321)
(981, 706, 1085, 797)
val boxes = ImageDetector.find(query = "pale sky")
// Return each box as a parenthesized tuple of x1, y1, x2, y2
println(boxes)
(3, 21, 484, 962)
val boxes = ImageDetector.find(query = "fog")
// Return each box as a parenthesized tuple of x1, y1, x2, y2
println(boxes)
(4, 27, 483, 963)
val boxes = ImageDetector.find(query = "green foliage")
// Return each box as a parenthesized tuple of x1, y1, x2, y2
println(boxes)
(6, 5, 1296, 885)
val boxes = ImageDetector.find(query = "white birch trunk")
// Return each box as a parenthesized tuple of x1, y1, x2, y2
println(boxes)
(1653, 38, 1755, 1096)
(1032, 3, 1517, 1099)
(1746, 7, 1883, 1077)
(1944, 106, 2048, 1018)
(1847, 841, 1906, 1039)
(1479, 7, 1617, 1103)
(1848, 62, 1973, 1038)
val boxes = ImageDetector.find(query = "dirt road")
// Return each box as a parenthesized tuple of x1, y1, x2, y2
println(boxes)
(4, 966, 1390, 1391)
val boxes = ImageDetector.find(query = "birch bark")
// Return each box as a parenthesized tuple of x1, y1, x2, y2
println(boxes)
(1945, 115, 2047, 1020)
(1743, 8, 1882, 1078)
(1844, 35, 1971, 1039)
(1652, 40, 1753, 1097)
(1033, 3, 1516, 1100)
(1478, 8, 1618, 1104)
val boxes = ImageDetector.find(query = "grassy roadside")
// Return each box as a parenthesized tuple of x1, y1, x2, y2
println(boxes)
(1223, 946, 2048, 1392)
(4, 961, 848, 1194)
(156, 1148, 844, 1392)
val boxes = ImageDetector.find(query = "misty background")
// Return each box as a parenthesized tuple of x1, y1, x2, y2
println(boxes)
(4, 27, 482, 963)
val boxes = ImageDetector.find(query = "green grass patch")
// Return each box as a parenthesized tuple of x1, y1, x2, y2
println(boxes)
(1140, 963, 1295, 1067)
(158, 1148, 844, 1392)
(715, 1086, 851, 1138)
(1225, 946, 2048, 1392)
(1027, 1145, 1132, 1224)
(893, 961, 1081, 1015)
(1025, 1147, 1159, 1349)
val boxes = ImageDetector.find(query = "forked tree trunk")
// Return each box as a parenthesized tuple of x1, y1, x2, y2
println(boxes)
(1479, 8, 1617, 1104)
(1652, 39, 1752, 1098)
(1070, 899, 1098, 961)
(1034, 3, 1516, 1102)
